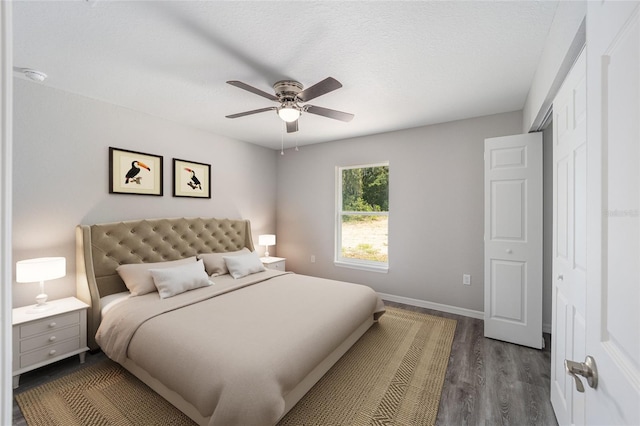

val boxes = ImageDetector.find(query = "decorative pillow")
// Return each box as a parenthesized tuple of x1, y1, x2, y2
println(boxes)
(116, 257, 197, 296)
(149, 259, 212, 299)
(223, 251, 266, 279)
(198, 248, 250, 276)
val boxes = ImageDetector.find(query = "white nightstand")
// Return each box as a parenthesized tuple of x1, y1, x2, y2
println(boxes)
(12, 297, 89, 388)
(260, 256, 286, 271)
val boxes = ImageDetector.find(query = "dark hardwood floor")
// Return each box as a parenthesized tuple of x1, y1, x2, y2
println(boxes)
(13, 301, 558, 425)
(384, 301, 558, 426)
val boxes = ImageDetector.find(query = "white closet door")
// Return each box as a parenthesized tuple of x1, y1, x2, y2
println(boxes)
(584, 2, 640, 424)
(550, 47, 587, 426)
(484, 133, 543, 349)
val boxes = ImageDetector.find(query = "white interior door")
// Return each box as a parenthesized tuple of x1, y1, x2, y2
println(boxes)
(584, 1, 640, 424)
(484, 133, 543, 349)
(550, 47, 587, 426)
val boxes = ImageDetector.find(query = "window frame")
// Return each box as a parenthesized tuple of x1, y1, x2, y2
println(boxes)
(335, 162, 389, 273)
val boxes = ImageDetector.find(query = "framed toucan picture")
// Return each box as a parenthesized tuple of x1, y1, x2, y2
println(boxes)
(109, 147, 163, 196)
(173, 158, 211, 199)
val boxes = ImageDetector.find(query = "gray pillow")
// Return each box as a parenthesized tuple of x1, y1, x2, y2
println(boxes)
(116, 256, 197, 296)
(223, 251, 266, 279)
(150, 259, 211, 299)
(197, 248, 250, 276)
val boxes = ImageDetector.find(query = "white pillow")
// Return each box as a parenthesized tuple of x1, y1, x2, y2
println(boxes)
(197, 248, 250, 276)
(116, 257, 197, 296)
(223, 251, 266, 279)
(149, 259, 212, 299)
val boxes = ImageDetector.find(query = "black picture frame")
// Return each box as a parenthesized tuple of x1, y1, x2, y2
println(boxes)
(173, 158, 211, 199)
(109, 147, 163, 196)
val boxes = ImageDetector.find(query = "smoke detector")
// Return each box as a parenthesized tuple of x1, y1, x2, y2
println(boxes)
(14, 67, 47, 82)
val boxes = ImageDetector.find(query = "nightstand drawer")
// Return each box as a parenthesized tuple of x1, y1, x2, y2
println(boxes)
(261, 257, 286, 271)
(20, 325, 80, 353)
(20, 338, 81, 369)
(20, 311, 80, 339)
(267, 261, 285, 271)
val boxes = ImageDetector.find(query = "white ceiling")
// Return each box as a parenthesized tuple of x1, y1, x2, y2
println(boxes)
(13, 1, 558, 150)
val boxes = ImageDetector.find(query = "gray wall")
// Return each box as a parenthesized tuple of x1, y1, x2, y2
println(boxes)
(12, 79, 278, 307)
(276, 111, 523, 314)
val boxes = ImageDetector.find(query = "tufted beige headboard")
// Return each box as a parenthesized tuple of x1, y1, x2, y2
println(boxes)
(76, 217, 255, 350)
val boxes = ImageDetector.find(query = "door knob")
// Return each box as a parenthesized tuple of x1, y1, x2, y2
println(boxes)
(565, 356, 598, 392)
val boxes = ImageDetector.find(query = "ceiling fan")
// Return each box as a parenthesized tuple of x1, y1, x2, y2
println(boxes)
(225, 77, 354, 133)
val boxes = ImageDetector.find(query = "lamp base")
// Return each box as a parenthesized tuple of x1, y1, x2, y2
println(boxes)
(27, 303, 54, 314)
(27, 292, 51, 314)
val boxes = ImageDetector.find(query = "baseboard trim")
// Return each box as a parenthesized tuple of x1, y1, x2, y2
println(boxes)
(378, 292, 484, 320)
(379, 293, 552, 335)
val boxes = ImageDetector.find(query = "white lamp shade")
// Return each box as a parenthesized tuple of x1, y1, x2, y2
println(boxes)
(16, 257, 66, 283)
(278, 107, 300, 123)
(258, 234, 276, 247)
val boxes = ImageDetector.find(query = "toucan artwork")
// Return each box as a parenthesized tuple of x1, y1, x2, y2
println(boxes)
(185, 168, 202, 190)
(125, 160, 150, 184)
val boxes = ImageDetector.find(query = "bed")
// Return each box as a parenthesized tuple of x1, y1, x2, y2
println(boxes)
(75, 217, 384, 426)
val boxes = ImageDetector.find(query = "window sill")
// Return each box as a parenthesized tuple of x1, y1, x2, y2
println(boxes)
(334, 260, 389, 273)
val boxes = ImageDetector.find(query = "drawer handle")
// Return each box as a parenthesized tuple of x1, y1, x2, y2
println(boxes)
(49, 322, 57, 328)
(48, 349, 56, 356)
(49, 336, 56, 342)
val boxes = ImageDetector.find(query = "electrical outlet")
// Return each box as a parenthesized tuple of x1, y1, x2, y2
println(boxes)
(311, 255, 316, 263)
(463, 274, 471, 285)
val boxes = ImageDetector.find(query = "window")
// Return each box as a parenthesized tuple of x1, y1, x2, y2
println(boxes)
(336, 162, 389, 272)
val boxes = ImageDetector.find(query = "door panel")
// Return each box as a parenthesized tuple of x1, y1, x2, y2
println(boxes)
(551, 47, 587, 425)
(603, 8, 639, 369)
(484, 133, 543, 349)
(556, 159, 569, 260)
(490, 146, 527, 168)
(574, 145, 587, 270)
(490, 260, 525, 322)
(586, 2, 640, 424)
(491, 180, 525, 240)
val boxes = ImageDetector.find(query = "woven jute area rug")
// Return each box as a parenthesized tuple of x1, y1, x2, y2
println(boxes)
(15, 307, 456, 426)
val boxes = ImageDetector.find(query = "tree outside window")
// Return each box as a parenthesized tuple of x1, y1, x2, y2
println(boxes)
(336, 163, 389, 271)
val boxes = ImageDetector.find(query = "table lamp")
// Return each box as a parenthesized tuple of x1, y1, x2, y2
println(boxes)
(16, 257, 66, 313)
(258, 234, 276, 257)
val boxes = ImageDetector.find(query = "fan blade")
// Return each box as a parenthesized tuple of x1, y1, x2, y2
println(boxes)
(286, 120, 299, 133)
(227, 81, 279, 101)
(297, 77, 342, 102)
(305, 105, 354, 122)
(226, 107, 276, 119)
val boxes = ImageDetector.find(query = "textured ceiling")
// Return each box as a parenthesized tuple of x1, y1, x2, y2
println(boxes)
(13, 1, 558, 150)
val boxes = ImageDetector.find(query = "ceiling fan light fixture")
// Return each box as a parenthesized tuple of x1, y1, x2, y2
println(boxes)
(278, 107, 300, 123)
(226, 77, 353, 133)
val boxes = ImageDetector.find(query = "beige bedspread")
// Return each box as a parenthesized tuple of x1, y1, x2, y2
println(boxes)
(96, 269, 384, 426)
